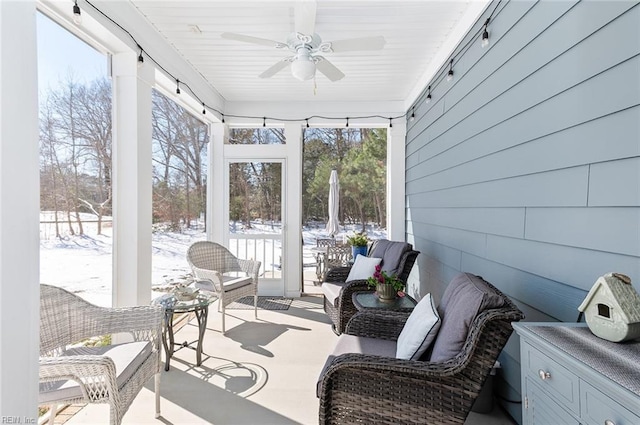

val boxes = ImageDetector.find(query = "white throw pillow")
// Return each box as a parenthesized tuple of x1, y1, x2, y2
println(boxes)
(396, 293, 441, 360)
(345, 256, 382, 282)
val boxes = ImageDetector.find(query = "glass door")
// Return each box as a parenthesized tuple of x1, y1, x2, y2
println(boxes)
(226, 160, 284, 295)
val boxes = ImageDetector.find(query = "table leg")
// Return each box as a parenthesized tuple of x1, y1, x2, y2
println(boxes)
(162, 310, 175, 371)
(194, 306, 209, 366)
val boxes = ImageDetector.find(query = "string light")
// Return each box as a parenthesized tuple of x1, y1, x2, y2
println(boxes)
(410, 108, 415, 122)
(447, 60, 454, 82)
(79, 0, 504, 127)
(389, 118, 393, 128)
(481, 18, 490, 48)
(72, 1, 82, 25)
(202, 102, 206, 115)
(137, 45, 144, 67)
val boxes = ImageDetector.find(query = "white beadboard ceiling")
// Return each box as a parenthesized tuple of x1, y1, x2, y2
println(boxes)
(130, 1, 485, 104)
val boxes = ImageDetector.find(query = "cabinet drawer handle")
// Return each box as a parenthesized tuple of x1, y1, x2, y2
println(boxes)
(538, 369, 551, 380)
(604, 420, 615, 425)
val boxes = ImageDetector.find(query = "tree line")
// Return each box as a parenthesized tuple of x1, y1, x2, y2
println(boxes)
(40, 76, 387, 237)
(39, 76, 207, 237)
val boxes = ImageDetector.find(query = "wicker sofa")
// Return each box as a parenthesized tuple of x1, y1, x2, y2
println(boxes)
(317, 273, 524, 425)
(321, 239, 419, 334)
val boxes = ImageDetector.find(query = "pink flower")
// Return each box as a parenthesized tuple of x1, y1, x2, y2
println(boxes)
(397, 291, 405, 297)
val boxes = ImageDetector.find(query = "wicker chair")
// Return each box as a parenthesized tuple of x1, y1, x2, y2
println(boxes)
(318, 278, 524, 425)
(39, 284, 164, 425)
(187, 241, 261, 334)
(322, 240, 419, 334)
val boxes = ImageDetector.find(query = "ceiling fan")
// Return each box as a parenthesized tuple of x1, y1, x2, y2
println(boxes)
(221, 1, 386, 82)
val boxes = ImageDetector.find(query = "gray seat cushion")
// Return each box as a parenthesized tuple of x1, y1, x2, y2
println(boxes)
(39, 341, 152, 404)
(195, 275, 252, 292)
(429, 273, 505, 363)
(316, 334, 397, 397)
(321, 281, 347, 307)
(370, 240, 412, 276)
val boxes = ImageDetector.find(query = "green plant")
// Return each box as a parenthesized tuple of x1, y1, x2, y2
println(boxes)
(346, 232, 368, 247)
(367, 264, 405, 293)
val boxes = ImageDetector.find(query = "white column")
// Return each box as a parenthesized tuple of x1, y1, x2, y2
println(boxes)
(0, 0, 40, 416)
(284, 123, 302, 297)
(111, 52, 153, 307)
(209, 122, 226, 243)
(387, 123, 406, 240)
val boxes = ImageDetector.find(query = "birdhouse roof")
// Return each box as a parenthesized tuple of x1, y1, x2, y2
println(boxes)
(578, 273, 640, 324)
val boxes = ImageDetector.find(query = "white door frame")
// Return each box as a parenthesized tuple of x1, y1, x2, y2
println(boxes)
(223, 157, 286, 296)
(209, 123, 303, 298)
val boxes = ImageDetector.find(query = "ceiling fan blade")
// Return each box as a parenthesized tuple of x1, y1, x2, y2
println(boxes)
(329, 36, 387, 53)
(315, 57, 345, 82)
(259, 60, 290, 79)
(221, 32, 283, 48)
(294, 0, 317, 36)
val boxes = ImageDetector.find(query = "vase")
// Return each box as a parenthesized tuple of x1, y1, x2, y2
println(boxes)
(376, 283, 397, 302)
(352, 245, 367, 259)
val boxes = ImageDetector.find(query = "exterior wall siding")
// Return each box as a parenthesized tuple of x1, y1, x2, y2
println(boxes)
(404, 1, 640, 423)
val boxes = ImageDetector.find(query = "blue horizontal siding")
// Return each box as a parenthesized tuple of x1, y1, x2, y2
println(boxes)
(404, 2, 640, 423)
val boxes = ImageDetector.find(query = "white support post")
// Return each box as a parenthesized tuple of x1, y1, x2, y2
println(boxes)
(284, 123, 302, 298)
(209, 122, 226, 243)
(387, 123, 407, 240)
(0, 0, 40, 416)
(111, 52, 154, 307)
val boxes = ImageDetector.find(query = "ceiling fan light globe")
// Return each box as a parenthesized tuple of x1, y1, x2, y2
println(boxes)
(291, 58, 316, 81)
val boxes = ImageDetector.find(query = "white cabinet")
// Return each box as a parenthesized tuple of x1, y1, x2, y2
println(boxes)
(514, 323, 640, 425)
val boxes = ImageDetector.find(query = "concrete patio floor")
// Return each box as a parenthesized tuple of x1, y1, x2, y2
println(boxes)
(60, 289, 516, 425)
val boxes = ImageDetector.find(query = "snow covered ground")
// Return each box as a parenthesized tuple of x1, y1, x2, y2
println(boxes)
(40, 218, 386, 306)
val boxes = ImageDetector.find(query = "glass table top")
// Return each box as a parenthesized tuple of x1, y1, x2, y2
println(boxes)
(152, 292, 215, 312)
(353, 291, 417, 310)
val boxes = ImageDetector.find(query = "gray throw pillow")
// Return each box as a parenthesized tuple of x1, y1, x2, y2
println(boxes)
(429, 273, 505, 363)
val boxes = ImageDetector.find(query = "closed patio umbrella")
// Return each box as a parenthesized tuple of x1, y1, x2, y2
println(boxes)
(325, 169, 340, 237)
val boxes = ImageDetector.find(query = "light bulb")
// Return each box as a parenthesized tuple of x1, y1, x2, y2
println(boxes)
(425, 94, 432, 104)
(291, 48, 316, 81)
(72, 2, 82, 25)
(481, 29, 489, 48)
(137, 54, 144, 68)
(447, 69, 454, 82)
(291, 57, 316, 81)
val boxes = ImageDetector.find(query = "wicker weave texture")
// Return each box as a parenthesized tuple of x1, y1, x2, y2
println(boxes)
(39, 284, 164, 425)
(187, 241, 261, 333)
(318, 281, 524, 425)
(322, 247, 420, 334)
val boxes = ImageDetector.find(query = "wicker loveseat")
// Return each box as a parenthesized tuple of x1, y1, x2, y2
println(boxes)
(317, 273, 524, 425)
(321, 239, 419, 334)
(39, 284, 164, 425)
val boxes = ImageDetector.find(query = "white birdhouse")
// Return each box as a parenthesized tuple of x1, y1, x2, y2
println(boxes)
(578, 273, 640, 342)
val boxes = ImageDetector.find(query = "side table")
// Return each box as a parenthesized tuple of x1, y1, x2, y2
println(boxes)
(352, 291, 417, 312)
(152, 292, 215, 371)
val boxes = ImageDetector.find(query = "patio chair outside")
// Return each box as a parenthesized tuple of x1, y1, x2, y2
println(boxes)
(187, 241, 261, 334)
(39, 284, 164, 425)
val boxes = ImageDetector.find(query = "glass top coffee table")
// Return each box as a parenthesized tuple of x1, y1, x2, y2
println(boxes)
(152, 292, 216, 371)
(352, 291, 418, 312)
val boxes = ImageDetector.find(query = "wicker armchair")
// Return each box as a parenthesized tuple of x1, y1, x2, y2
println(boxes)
(187, 241, 261, 334)
(322, 240, 419, 334)
(39, 284, 164, 425)
(318, 279, 524, 425)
